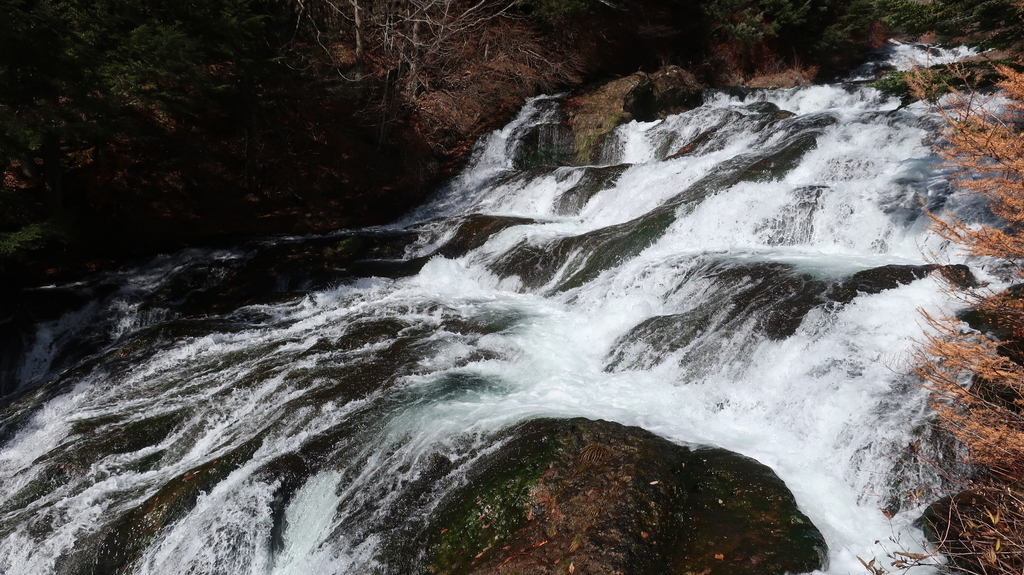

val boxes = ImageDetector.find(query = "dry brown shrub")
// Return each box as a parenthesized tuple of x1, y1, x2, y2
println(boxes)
(921, 482, 1024, 575)
(408, 14, 586, 156)
(911, 65, 1024, 473)
(910, 64, 1024, 575)
(914, 65, 1024, 264)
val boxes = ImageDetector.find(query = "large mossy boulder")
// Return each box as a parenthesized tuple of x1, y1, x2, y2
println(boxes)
(646, 66, 706, 119)
(567, 73, 649, 165)
(567, 67, 704, 165)
(426, 418, 826, 575)
(514, 66, 704, 169)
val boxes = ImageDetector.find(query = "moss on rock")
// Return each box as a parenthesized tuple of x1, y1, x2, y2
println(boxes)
(566, 68, 704, 165)
(670, 449, 827, 575)
(429, 424, 564, 574)
(426, 418, 826, 575)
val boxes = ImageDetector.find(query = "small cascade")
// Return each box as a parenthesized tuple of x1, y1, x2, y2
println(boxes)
(847, 40, 980, 82)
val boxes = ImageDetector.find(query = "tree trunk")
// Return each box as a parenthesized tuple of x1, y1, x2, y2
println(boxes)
(405, 19, 421, 97)
(42, 132, 62, 214)
(351, 0, 365, 75)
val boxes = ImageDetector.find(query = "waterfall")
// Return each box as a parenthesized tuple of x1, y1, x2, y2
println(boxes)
(0, 47, 993, 574)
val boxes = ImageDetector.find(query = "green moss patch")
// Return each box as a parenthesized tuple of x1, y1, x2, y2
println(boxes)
(430, 428, 563, 574)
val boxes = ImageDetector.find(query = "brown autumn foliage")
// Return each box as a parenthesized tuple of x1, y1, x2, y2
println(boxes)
(910, 65, 1024, 575)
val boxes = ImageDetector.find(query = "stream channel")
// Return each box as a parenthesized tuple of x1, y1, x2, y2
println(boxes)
(0, 44, 995, 574)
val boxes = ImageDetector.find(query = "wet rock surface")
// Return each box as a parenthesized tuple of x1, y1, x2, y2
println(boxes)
(488, 206, 677, 293)
(0, 214, 543, 406)
(425, 418, 826, 575)
(567, 68, 705, 165)
(514, 103, 575, 170)
(606, 261, 832, 372)
(829, 264, 937, 303)
(554, 164, 632, 216)
(606, 261, 974, 373)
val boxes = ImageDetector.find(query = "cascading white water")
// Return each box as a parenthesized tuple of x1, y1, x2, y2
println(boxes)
(847, 40, 978, 82)
(0, 46, 996, 575)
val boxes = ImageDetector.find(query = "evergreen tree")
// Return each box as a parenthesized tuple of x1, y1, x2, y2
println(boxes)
(700, 0, 880, 69)
(0, 0, 283, 212)
(882, 0, 1024, 49)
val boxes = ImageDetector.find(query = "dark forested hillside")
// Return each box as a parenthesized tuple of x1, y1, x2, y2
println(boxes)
(1, 0, 881, 281)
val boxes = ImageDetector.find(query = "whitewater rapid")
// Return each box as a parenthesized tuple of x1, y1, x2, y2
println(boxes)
(0, 45, 995, 575)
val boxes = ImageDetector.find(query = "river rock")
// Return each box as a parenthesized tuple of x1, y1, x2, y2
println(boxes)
(829, 263, 979, 304)
(567, 67, 704, 164)
(554, 164, 631, 215)
(426, 418, 826, 575)
(646, 66, 706, 119)
(514, 121, 575, 170)
(745, 69, 815, 89)
(436, 214, 537, 259)
(91, 441, 259, 574)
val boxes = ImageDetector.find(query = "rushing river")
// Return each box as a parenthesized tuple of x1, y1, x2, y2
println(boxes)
(0, 46, 992, 574)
